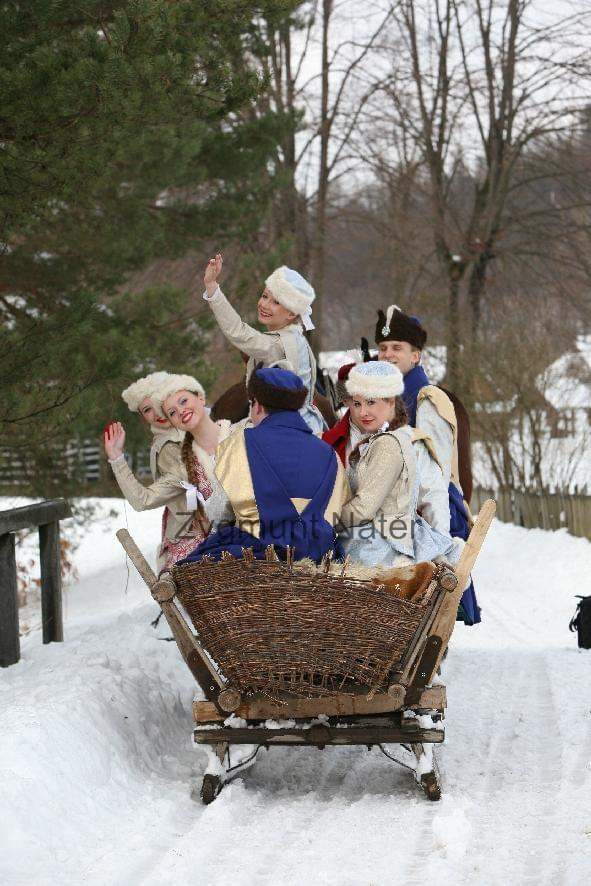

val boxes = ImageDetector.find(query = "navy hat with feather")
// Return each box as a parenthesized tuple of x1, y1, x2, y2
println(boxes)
(374, 304, 427, 350)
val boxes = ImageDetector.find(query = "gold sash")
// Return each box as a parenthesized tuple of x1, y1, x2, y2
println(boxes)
(214, 432, 261, 538)
(416, 385, 461, 489)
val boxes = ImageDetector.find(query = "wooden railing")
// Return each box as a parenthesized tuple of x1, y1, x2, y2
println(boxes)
(0, 498, 72, 667)
(471, 486, 591, 540)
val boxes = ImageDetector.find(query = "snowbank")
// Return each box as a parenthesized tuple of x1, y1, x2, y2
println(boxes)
(2, 505, 591, 885)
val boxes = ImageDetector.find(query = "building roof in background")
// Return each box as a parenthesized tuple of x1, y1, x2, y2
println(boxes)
(537, 334, 591, 410)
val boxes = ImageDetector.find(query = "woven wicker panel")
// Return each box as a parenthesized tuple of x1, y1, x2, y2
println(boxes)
(172, 556, 432, 698)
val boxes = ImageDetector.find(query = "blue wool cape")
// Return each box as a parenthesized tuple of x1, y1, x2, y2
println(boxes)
(403, 366, 481, 625)
(183, 411, 339, 564)
(402, 365, 431, 427)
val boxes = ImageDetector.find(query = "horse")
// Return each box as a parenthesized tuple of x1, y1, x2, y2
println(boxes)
(211, 372, 338, 428)
(438, 386, 472, 504)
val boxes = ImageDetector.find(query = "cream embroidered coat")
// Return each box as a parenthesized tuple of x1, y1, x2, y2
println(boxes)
(109, 421, 232, 566)
(340, 428, 416, 560)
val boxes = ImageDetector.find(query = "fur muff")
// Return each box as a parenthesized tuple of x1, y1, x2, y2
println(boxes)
(294, 558, 438, 603)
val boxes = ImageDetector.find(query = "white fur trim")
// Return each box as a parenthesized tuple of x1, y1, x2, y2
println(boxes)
(157, 374, 206, 406)
(265, 267, 315, 317)
(345, 365, 404, 399)
(121, 371, 171, 413)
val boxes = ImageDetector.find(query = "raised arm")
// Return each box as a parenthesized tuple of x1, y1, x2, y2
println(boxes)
(104, 424, 185, 511)
(202, 254, 285, 363)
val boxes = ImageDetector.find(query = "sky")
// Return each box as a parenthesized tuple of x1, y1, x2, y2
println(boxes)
(290, 0, 591, 193)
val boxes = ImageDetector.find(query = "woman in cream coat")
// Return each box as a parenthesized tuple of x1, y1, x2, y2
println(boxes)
(338, 362, 460, 568)
(119, 371, 184, 481)
(202, 254, 325, 432)
(105, 373, 232, 571)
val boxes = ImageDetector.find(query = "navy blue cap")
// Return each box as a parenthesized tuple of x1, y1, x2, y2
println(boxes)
(254, 367, 304, 390)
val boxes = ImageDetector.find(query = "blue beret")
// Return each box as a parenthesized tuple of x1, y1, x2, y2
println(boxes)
(254, 367, 304, 391)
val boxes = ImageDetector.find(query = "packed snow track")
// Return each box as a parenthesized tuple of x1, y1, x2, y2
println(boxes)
(1, 502, 590, 885)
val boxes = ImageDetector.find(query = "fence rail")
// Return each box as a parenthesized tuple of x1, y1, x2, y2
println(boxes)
(0, 441, 151, 488)
(471, 486, 591, 540)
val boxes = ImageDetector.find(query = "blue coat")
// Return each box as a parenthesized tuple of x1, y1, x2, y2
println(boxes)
(182, 411, 340, 564)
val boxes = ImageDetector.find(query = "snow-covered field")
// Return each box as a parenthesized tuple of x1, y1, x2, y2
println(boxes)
(2, 500, 591, 885)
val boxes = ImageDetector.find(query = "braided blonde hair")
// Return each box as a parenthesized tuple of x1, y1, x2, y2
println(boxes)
(180, 430, 211, 536)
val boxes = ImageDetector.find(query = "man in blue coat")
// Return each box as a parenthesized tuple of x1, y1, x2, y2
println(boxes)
(371, 305, 480, 625)
(181, 365, 348, 564)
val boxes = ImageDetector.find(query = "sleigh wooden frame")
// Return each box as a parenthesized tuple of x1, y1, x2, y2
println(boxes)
(117, 499, 495, 804)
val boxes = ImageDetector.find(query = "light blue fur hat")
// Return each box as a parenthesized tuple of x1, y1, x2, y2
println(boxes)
(345, 361, 404, 399)
(265, 266, 316, 330)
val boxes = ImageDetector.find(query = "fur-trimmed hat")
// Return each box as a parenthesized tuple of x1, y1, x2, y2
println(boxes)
(121, 371, 171, 413)
(345, 361, 404, 399)
(375, 305, 427, 349)
(335, 362, 356, 404)
(265, 266, 315, 330)
(247, 364, 308, 411)
(157, 374, 206, 407)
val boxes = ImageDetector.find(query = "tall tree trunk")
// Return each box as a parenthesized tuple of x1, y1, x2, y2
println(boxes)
(280, 23, 306, 267)
(467, 252, 488, 347)
(446, 273, 461, 391)
(309, 0, 333, 353)
(464, 251, 492, 402)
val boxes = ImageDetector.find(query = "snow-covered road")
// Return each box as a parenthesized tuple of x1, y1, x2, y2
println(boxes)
(1, 502, 590, 885)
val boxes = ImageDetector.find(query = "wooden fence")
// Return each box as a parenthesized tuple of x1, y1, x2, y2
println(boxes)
(471, 486, 591, 540)
(0, 441, 151, 489)
(0, 499, 72, 667)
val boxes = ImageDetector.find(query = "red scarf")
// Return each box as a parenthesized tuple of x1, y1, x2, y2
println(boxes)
(322, 410, 350, 466)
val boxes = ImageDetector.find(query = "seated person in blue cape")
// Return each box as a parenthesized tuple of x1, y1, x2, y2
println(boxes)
(179, 365, 349, 564)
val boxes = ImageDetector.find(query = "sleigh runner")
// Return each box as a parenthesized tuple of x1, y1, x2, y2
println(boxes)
(117, 498, 495, 803)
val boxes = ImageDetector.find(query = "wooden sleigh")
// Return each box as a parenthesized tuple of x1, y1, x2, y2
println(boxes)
(117, 499, 495, 804)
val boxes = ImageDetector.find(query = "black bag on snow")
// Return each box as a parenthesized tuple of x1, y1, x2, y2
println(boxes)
(569, 596, 591, 649)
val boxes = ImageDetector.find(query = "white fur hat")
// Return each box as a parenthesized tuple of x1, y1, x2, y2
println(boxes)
(157, 374, 206, 407)
(121, 371, 171, 413)
(265, 266, 315, 330)
(345, 361, 404, 399)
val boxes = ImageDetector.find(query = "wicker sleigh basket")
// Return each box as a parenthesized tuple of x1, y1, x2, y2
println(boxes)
(171, 549, 446, 699)
(116, 500, 496, 803)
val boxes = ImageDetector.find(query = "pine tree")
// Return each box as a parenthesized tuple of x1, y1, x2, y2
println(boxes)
(0, 0, 298, 490)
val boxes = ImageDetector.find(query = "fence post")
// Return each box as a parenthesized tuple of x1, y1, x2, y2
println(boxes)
(0, 533, 20, 667)
(0, 499, 71, 664)
(39, 520, 63, 644)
